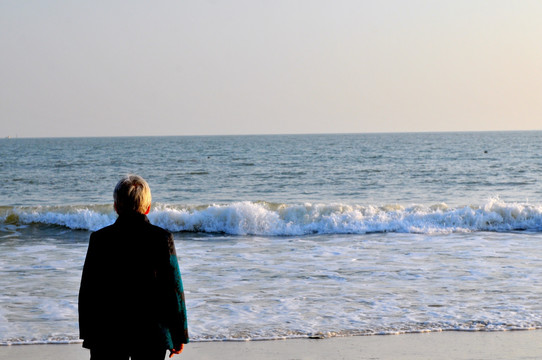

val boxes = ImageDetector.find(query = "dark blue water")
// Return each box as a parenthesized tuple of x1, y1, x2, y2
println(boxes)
(1, 132, 541, 207)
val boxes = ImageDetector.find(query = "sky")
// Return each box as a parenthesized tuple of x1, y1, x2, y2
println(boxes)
(1, 1, 542, 138)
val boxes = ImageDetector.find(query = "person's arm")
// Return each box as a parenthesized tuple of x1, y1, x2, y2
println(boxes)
(167, 235, 189, 344)
(160, 233, 189, 355)
(78, 233, 98, 344)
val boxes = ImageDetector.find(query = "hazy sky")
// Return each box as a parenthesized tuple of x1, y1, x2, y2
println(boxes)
(1, 1, 541, 137)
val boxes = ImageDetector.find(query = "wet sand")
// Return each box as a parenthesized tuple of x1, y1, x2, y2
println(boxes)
(1, 331, 541, 360)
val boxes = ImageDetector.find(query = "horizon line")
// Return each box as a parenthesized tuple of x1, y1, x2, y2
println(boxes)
(2, 128, 542, 140)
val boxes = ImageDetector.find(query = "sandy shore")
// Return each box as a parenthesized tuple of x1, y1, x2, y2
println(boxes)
(1, 331, 541, 360)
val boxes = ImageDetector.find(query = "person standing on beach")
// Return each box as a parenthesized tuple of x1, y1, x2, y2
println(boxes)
(79, 175, 189, 359)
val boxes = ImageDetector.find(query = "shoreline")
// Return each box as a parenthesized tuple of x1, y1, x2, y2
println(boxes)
(1, 330, 542, 360)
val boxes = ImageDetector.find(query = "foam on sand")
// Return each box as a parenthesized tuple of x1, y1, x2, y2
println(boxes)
(1, 331, 542, 360)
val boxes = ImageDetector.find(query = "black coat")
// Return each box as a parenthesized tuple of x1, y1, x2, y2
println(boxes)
(78, 212, 189, 350)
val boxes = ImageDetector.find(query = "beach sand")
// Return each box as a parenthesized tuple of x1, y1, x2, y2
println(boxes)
(1, 331, 541, 360)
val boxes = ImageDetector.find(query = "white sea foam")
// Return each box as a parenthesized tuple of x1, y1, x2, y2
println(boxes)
(8, 207, 117, 232)
(2, 214, 542, 344)
(2, 198, 541, 235)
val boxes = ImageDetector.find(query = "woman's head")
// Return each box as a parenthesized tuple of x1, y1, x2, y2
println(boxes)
(113, 174, 152, 215)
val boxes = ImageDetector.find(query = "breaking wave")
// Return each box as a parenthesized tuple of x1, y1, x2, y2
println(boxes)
(1, 198, 541, 235)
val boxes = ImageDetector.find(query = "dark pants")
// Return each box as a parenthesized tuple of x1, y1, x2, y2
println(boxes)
(90, 347, 166, 360)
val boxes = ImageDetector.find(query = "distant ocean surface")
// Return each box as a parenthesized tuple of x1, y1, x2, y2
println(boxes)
(1, 131, 542, 345)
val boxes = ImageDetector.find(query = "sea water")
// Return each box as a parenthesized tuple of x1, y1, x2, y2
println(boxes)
(1, 132, 542, 344)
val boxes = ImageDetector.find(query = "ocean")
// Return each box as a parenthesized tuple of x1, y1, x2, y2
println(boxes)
(1, 131, 542, 345)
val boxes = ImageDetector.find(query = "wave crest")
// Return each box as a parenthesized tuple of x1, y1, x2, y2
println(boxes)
(1, 199, 541, 235)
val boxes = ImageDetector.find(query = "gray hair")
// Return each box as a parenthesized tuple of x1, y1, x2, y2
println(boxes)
(113, 175, 152, 215)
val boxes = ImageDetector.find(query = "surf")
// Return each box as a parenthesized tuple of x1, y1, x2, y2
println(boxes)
(2, 198, 541, 236)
